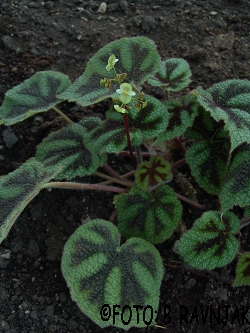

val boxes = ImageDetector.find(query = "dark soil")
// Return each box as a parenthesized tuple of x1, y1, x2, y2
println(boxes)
(1, 0, 250, 332)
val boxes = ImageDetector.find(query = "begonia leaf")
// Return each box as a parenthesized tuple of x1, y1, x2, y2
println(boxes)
(117, 185, 182, 244)
(61, 219, 164, 329)
(178, 211, 240, 270)
(0, 71, 71, 125)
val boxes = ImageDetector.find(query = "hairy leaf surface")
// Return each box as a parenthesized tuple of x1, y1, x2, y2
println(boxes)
(196, 79, 250, 151)
(148, 58, 191, 91)
(233, 253, 250, 286)
(61, 219, 164, 329)
(186, 108, 231, 194)
(135, 156, 172, 190)
(178, 211, 240, 270)
(36, 121, 106, 180)
(58, 37, 160, 106)
(117, 185, 182, 244)
(155, 94, 198, 142)
(220, 143, 250, 211)
(0, 71, 71, 125)
(0, 159, 59, 244)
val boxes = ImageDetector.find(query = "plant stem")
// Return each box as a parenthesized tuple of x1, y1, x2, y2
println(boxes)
(173, 137, 186, 154)
(103, 162, 134, 183)
(135, 146, 143, 165)
(175, 192, 205, 210)
(171, 158, 186, 170)
(94, 171, 133, 187)
(41, 182, 128, 193)
(120, 151, 150, 157)
(123, 113, 136, 169)
(52, 106, 72, 123)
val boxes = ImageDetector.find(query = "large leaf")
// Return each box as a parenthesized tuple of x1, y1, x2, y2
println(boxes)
(196, 80, 250, 151)
(147, 58, 191, 92)
(117, 185, 182, 244)
(0, 71, 71, 125)
(178, 211, 240, 270)
(186, 108, 231, 195)
(82, 95, 169, 154)
(61, 219, 164, 329)
(220, 143, 250, 211)
(0, 159, 59, 244)
(58, 37, 161, 106)
(233, 253, 250, 286)
(36, 121, 107, 180)
(155, 94, 198, 142)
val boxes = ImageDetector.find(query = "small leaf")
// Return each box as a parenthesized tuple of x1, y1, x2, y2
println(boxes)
(58, 37, 160, 106)
(178, 211, 240, 270)
(155, 94, 198, 142)
(135, 156, 172, 190)
(83, 95, 169, 154)
(61, 219, 164, 329)
(36, 121, 106, 180)
(0, 159, 59, 244)
(220, 143, 250, 211)
(0, 71, 71, 125)
(196, 79, 250, 151)
(148, 58, 191, 92)
(117, 185, 182, 244)
(233, 253, 250, 286)
(186, 108, 231, 195)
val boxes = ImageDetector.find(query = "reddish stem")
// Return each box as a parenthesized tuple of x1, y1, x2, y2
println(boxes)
(173, 137, 186, 154)
(123, 113, 136, 169)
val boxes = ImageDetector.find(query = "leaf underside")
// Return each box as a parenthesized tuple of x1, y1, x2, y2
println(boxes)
(178, 211, 240, 270)
(117, 185, 182, 244)
(0, 71, 71, 125)
(61, 219, 164, 329)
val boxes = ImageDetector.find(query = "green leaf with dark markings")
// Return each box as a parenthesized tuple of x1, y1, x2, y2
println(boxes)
(0, 71, 71, 125)
(58, 37, 160, 106)
(61, 219, 164, 329)
(155, 94, 198, 142)
(148, 58, 191, 91)
(82, 95, 169, 154)
(135, 156, 172, 190)
(185, 108, 231, 195)
(233, 253, 250, 286)
(178, 211, 240, 270)
(117, 185, 182, 244)
(196, 79, 250, 151)
(220, 143, 250, 211)
(36, 121, 107, 180)
(0, 159, 59, 244)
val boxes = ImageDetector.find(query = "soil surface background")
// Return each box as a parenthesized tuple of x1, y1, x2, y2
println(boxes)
(1, 0, 250, 333)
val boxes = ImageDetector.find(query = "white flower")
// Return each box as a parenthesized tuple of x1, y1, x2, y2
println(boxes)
(106, 54, 118, 71)
(116, 83, 136, 104)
